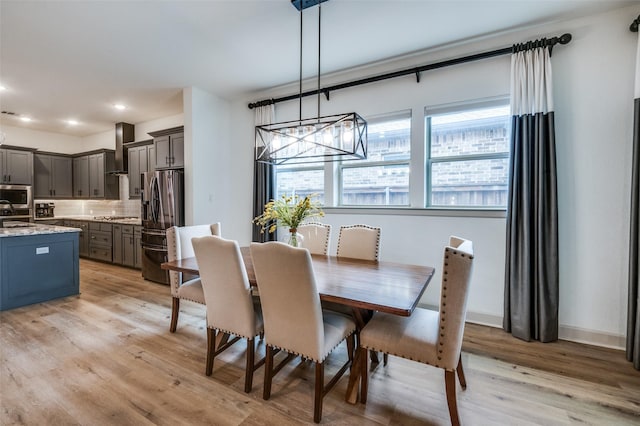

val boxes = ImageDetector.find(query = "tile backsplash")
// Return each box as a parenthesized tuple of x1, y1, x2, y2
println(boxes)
(35, 176, 140, 218)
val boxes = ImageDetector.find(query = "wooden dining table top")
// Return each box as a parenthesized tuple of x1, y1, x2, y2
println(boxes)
(161, 246, 436, 317)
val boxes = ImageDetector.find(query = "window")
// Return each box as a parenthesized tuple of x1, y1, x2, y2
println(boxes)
(339, 112, 411, 206)
(426, 102, 510, 208)
(275, 165, 325, 203)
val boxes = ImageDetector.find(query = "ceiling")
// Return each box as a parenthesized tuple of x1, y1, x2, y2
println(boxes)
(0, 0, 634, 138)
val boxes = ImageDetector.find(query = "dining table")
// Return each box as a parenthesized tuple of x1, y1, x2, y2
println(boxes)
(161, 246, 435, 404)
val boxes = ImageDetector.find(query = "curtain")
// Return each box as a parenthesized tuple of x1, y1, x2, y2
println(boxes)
(252, 105, 277, 242)
(503, 45, 559, 342)
(627, 21, 640, 370)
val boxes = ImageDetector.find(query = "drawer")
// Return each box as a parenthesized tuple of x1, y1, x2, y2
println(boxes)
(89, 230, 112, 246)
(122, 225, 134, 234)
(89, 246, 112, 262)
(89, 222, 112, 232)
(134, 226, 142, 236)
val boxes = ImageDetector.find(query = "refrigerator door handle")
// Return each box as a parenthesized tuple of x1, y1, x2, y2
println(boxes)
(150, 175, 160, 224)
(141, 244, 168, 252)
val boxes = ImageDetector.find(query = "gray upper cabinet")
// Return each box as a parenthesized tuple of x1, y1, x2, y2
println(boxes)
(149, 126, 184, 169)
(0, 148, 34, 185)
(126, 141, 153, 198)
(34, 153, 73, 198)
(73, 150, 119, 199)
(73, 156, 90, 198)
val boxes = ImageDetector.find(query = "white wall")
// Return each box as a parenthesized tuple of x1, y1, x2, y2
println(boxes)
(1, 124, 82, 153)
(220, 5, 640, 348)
(135, 113, 184, 141)
(183, 87, 231, 227)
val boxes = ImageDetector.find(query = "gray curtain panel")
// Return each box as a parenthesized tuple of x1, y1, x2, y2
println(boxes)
(503, 46, 559, 342)
(252, 153, 276, 243)
(627, 97, 640, 369)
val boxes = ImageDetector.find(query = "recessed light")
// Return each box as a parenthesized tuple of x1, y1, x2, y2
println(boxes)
(67, 119, 79, 126)
(20, 116, 31, 122)
(114, 104, 126, 110)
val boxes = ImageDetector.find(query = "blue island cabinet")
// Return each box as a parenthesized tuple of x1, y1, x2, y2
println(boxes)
(0, 231, 79, 311)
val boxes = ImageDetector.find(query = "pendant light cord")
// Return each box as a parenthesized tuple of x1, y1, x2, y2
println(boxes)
(317, 2, 321, 122)
(299, 6, 303, 124)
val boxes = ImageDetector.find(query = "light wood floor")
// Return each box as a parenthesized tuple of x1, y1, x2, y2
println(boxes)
(1, 259, 639, 425)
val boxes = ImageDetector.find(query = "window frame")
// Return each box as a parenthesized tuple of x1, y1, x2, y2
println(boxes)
(338, 110, 412, 207)
(425, 98, 511, 209)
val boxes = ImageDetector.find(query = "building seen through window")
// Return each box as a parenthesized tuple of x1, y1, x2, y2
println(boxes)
(427, 103, 510, 207)
(274, 101, 511, 210)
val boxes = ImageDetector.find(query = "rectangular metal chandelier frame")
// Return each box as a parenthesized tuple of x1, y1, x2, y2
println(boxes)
(255, 112, 367, 166)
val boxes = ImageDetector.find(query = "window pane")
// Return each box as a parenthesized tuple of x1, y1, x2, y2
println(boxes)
(342, 164, 409, 205)
(431, 105, 510, 158)
(276, 169, 324, 203)
(430, 158, 509, 207)
(344, 116, 411, 164)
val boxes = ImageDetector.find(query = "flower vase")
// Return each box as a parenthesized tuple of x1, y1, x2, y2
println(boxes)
(285, 228, 304, 248)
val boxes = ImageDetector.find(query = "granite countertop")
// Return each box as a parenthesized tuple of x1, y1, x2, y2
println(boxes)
(34, 216, 142, 226)
(0, 222, 81, 238)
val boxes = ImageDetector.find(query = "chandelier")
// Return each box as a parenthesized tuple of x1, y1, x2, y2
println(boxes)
(255, 0, 367, 165)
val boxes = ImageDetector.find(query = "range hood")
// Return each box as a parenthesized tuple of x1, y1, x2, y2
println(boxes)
(107, 122, 135, 175)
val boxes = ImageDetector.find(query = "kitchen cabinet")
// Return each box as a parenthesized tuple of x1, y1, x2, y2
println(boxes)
(88, 222, 112, 262)
(149, 126, 184, 169)
(125, 140, 154, 198)
(112, 224, 142, 269)
(72, 156, 90, 198)
(34, 153, 73, 198)
(0, 147, 34, 185)
(72, 150, 119, 199)
(0, 230, 79, 311)
(64, 219, 89, 257)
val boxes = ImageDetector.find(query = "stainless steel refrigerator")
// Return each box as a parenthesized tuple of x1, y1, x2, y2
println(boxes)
(141, 169, 184, 284)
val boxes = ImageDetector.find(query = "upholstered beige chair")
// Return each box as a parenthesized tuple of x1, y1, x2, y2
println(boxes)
(359, 236, 474, 426)
(191, 236, 264, 392)
(250, 241, 356, 423)
(336, 224, 380, 261)
(297, 222, 331, 255)
(166, 223, 221, 332)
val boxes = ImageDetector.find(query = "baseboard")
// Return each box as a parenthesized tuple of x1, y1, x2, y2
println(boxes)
(417, 303, 626, 350)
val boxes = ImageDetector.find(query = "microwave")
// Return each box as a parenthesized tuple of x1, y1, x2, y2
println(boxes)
(0, 185, 33, 218)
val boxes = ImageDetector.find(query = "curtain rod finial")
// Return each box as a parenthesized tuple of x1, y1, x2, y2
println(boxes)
(559, 33, 572, 44)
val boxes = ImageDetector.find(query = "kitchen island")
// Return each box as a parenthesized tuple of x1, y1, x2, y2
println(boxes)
(0, 222, 80, 311)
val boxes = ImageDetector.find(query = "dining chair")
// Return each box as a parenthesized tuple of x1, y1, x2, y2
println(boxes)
(191, 235, 264, 392)
(358, 236, 474, 426)
(336, 224, 380, 261)
(297, 222, 331, 255)
(166, 223, 221, 332)
(250, 241, 356, 423)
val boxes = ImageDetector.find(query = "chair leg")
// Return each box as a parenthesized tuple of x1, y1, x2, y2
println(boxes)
(383, 353, 388, 366)
(244, 338, 255, 393)
(445, 369, 461, 426)
(456, 354, 467, 390)
(314, 361, 324, 423)
(263, 345, 274, 400)
(360, 347, 369, 404)
(205, 328, 215, 376)
(170, 297, 180, 332)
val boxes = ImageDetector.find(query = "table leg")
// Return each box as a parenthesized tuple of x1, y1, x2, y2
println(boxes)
(345, 343, 362, 404)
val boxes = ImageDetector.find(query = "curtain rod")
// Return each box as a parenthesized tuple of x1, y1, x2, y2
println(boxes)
(632, 14, 639, 32)
(248, 33, 572, 109)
